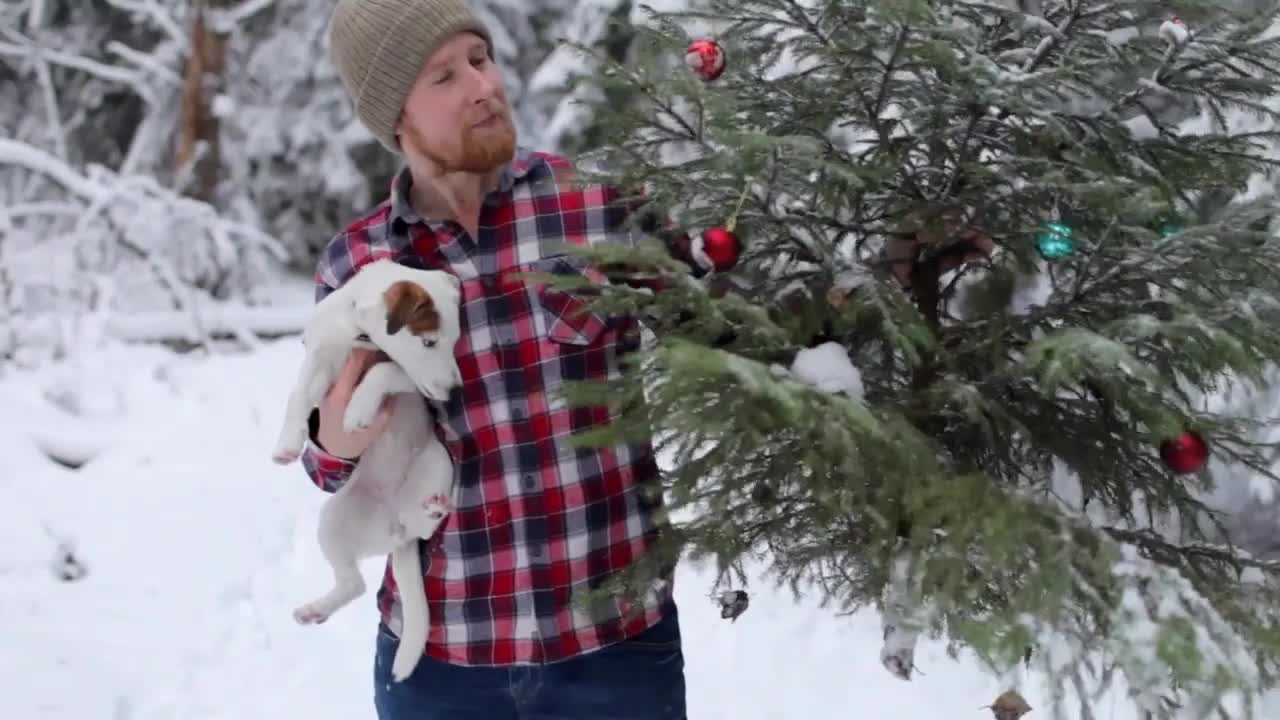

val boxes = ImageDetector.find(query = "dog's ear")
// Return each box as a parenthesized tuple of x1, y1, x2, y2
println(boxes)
(384, 281, 440, 336)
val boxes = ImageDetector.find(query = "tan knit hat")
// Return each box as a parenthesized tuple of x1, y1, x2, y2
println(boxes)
(328, 0, 494, 152)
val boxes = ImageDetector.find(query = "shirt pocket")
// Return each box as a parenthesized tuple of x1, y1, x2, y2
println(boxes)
(525, 254, 610, 347)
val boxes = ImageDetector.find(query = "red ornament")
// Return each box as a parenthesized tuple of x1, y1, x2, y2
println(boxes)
(1159, 431, 1208, 474)
(695, 226, 741, 272)
(685, 38, 726, 81)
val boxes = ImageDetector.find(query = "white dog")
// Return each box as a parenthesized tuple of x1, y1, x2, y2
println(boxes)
(271, 259, 463, 465)
(272, 258, 464, 682)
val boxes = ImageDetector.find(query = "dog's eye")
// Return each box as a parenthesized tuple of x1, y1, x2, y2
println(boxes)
(421, 337, 437, 348)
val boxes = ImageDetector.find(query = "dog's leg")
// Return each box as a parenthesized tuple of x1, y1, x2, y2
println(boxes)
(272, 350, 334, 465)
(398, 438, 456, 541)
(293, 566, 365, 625)
(293, 529, 368, 625)
(343, 362, 419, 433)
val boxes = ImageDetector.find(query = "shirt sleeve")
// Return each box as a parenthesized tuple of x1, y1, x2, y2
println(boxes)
(301, 411, 358, 493)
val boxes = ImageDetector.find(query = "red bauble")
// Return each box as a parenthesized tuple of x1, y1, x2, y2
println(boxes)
(1159, 431, 1209, 474)
(685, 38, 726, 81)
(695, 226, 741, 272)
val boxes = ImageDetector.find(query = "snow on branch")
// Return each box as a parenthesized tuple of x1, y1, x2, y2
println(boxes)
(101, 0, 186, 48)
(0, 138, 292, 360)
(0, 139, 284, 259)
(0, 37, 158, 103)
(207, 0, 278, 33)
(102, 302, 308, 344)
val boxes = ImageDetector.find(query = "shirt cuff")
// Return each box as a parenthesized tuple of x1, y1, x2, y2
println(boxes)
(304, 441, 359, 473)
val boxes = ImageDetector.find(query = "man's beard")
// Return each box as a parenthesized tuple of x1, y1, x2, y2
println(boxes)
(409, 115, 516, 174)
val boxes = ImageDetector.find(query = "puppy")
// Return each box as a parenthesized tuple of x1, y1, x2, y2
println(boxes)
(271, 258, 462, 465)
(273, 259, 463, 682)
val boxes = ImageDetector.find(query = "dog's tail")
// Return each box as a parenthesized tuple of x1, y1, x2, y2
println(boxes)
(390, 541, 429, 682)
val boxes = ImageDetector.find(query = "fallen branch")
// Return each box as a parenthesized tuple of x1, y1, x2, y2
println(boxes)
(101, 303, 309, 343)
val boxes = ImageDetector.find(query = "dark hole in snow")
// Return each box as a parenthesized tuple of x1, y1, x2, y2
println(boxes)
(42, 448, 90, 470)
(31, 430, 103, 470)
(51, 542, 88, 582)
(35, 440, 94, 468)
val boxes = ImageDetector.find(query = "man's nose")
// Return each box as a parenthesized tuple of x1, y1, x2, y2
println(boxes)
(466, 65, 500, 100)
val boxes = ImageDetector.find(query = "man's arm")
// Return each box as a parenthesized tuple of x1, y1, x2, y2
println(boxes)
(591, 184, 752, 351)
(602, 185, 717, 289)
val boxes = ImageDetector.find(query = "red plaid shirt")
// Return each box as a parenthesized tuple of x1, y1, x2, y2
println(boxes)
(300, 148, 698, 666)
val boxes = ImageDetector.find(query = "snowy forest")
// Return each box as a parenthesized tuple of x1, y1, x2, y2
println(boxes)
(10, 0, 1280, 718)
(0, 0, 643, 363)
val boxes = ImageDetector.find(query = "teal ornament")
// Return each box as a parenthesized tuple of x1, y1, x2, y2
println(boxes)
(1159, 223, 1183, 237)
(1036, 222, 1074, 259)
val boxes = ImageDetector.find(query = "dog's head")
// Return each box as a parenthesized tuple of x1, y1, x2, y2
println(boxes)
(354, 262, 463, 401)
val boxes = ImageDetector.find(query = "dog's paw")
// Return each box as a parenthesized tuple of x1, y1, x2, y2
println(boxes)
(422, 493, 454, 519)
(272, 423, 308, 464)
(342, 393, 382, 433)
(293, 603, 331, 626)
(271, 438, 303, 465)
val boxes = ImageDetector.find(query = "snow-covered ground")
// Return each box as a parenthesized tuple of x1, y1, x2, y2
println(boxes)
(3, 332, 1278, 719)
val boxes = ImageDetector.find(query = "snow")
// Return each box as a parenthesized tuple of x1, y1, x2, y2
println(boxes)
(788, 341, 866, 399)
(10, 336, 1278, 718)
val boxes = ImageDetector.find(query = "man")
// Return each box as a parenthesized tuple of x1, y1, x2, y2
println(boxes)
(301, 1, 702, 717)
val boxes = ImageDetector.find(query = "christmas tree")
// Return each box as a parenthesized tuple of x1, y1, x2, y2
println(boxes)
(557, 1, 1280, 717)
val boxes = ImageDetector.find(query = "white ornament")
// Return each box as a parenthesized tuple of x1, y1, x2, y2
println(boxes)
(1158, 17, 1189, 46)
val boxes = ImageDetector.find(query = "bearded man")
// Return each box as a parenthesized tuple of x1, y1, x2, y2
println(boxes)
(300, 1, 697, 718)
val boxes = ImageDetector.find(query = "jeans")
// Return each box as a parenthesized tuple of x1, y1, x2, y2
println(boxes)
(373, 605, 687, 720)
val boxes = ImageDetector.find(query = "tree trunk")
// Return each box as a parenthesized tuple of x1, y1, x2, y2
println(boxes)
(175, 0, 227, 204)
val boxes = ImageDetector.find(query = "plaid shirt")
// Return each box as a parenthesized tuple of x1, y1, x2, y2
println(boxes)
(300, 147, 699, 666)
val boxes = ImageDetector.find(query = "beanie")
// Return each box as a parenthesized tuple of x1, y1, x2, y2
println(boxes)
(328, 0, 494, 152)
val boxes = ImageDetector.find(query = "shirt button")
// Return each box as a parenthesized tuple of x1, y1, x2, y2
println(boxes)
(511, 407, 525, 421)
(522, 474, 537, 490)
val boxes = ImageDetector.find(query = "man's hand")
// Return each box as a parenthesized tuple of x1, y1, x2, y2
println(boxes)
(887, 207, 996, 289)
(314, 348, 392, 459)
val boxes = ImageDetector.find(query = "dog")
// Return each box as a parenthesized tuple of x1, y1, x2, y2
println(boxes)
(272, 258, 464, 682)
(271, 258, 463, 465)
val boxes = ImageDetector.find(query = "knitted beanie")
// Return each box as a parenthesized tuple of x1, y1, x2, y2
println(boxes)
(328, 0, 494, 152)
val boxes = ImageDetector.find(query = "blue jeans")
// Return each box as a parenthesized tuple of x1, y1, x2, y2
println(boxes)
(373, 605, 687, 719)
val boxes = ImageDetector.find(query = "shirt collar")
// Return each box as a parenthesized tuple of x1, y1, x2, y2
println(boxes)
(388, 146, 540, 227)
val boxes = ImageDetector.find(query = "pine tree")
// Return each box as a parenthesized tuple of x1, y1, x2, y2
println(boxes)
(558, 1, 1280, 716)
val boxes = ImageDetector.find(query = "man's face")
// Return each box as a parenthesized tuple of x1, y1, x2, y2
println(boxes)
(397, 32, 516, 174)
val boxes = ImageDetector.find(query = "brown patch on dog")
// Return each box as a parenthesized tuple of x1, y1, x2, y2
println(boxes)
(383, 281, 440, 336)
